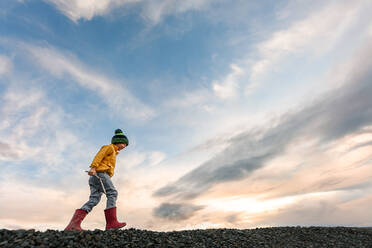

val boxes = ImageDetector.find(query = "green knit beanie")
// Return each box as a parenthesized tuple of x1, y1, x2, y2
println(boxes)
(111, 129, 129, 145)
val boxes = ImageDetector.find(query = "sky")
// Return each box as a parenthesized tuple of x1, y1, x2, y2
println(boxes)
(0, 0, 371, 231)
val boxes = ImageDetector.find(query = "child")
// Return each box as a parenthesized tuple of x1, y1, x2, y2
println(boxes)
(65, 129, 129, 231)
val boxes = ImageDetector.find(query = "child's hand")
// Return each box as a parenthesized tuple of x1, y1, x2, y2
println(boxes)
(88, 167, 97, 176)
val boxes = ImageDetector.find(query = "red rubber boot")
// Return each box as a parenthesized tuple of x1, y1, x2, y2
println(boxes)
(65, 209, 88, 231)
(104, 207, 126, 230)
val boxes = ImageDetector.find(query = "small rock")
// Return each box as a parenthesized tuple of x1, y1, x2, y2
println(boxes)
(0, 240, 8, 246)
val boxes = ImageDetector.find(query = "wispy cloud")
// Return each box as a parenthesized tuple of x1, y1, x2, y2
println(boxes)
(164, 88, 212, 110)
(0, 86, 84, 170)
(153, 203, 204, 221)
(253, 192, 372, 227)
(0, 142, 19, 160)
(250, 0, 362, 81)
(2, 0, 372, 231)
(44, 0, 213, 24)
(209, 0, 367, 97)
(160, 0, 369, 114)
(212, 64, 243, 99)
(22, 43, 155, 121)
(43, 0, 138, 22)
(139, 0, 212, 25)
(0, 88, 47, 162)
(0, 54, 12, 75)
(118, 150, 166, 169)
(153, 39, 372, 209)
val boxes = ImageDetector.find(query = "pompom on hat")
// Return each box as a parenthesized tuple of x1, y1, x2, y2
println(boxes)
(111, 129, 129, 146)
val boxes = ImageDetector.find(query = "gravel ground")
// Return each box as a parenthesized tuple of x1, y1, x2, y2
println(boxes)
(1, 227, 372, 248)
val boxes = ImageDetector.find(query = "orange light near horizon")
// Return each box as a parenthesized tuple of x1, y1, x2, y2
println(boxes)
(202, 191, 341, 215)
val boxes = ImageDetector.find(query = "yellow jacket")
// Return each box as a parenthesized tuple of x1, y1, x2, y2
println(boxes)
(90, 144, 119, 177)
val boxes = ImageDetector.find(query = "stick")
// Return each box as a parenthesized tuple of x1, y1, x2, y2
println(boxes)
(85, 170, 107, 194)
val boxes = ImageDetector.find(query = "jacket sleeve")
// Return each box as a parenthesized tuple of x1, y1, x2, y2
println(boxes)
(90, 145, 112, 168)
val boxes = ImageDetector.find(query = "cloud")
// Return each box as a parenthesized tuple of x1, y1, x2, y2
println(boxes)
(0, 88, 47, 162)
(0, 180, 69, 224)
(0, 85, 92, 180)
(148, 151, 167, 166)
(44, 0, 213, 24)
(139, 0, 212, 25)
(206, 0, 366, 97)
(0, 54, 12, 75)
(2, 0, 372, 231)
(0, 142, 19, 160)
(153, 203, 204, 221)
(118, 150, 166, 169)
(212, 64, 243, 99)
(22, 43, 155, 121)
(0, 82, 130, 227)
(0, 175, 110, 230)
(249, 1, 362, 84)
(164, 88, 212, 110)
(153, 40, 372, 201)
(348, 140, 372, 152)
(43, 0, 137, 22)
(254, 192, 372, 227)
(162, 0, 369, 108)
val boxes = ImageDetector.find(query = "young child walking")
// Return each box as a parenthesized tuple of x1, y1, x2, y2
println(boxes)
(65, 129, 129, 231)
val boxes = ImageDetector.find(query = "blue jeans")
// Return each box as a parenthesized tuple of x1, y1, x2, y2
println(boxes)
(81, 172, 118, 213)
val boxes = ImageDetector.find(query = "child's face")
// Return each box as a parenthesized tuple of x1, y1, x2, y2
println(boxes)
(116, 143, 127, 151)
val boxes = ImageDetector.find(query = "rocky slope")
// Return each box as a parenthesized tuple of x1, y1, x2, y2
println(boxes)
(1, 226, 372, 247)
